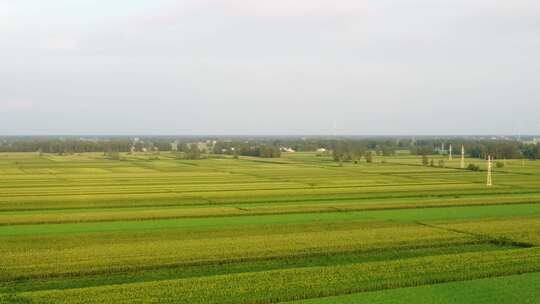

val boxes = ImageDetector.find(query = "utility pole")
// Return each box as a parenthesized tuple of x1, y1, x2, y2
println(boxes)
(460, 144, 465, 169)
(487, 155, 493, 187)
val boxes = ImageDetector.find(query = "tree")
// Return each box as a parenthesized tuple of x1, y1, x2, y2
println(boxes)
(365, 151, 373, 163)
(422, 155, 429, 166)
(438, 159, 445, 167)
(380, 145, 395, 156)
(413, 146, 434, 156)
(185, 145, 201, 160)
(467, 164, 480, 171)
(523, 144, 540, 160)
(259, 146, 281, 158)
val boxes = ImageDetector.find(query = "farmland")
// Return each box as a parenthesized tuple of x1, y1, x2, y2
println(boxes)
(1, 151, 540, 303)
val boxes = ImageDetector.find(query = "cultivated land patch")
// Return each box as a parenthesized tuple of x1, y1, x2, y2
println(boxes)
(0, 152, 539, 303)
(288, 272, 540, 304)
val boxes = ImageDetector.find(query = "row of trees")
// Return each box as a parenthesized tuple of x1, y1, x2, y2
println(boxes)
(330, 140, 398, 163)
(0, 137, 173, 154)
(212, 140, 282, 158)
(411, 139, 537, 160)
(0, 139, 133, 154)
(1, 137, 539, 160)
(422, 155, 447, 167)
(330, 139, 540, 163)
(522, 144, 540, 160)
(171, 142, 281, 159)
(237, 145, 281, 158)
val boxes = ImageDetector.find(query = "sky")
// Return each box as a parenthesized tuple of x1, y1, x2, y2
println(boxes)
(1, 0, 540, 135)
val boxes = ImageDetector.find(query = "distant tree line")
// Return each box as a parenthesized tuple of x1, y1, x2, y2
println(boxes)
(0, 137, 179, 154)
(1, 136, 539, 160)
(410, 139, 539, 160)
(326, 138, 540, 162)
(213, 141, 281, 158)
(0, 138, 133, 153)
(177, 144, 203, 160)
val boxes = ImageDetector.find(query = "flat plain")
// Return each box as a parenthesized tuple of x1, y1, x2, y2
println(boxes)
(1, 152, 540, 303)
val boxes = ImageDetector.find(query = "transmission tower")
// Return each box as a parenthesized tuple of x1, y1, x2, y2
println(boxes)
(486, 155, 493, 187)
(460, 144, 465, 169)
(449, 144, 453, 161)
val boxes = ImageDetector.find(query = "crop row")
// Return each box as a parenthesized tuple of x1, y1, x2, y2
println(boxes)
(0, 224, 474, 281)
(440, 216, 540, 246)
(1, 197, 539, 226)
(6, 247, 540, 304)
(2, 185, 539, 212)
(1, 243, 509, 294)
(288, 272, 540, 304)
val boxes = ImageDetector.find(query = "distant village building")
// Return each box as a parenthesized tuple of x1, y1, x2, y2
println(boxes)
(280, 147, 296, 153)
(316, 148, 327, 152)
(170, 141, 179, 151)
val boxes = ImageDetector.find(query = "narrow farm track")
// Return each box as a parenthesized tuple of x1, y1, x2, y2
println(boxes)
(1, 152, 539, 303)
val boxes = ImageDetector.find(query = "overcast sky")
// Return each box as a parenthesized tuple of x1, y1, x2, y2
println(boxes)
(1, 0, 539, 135)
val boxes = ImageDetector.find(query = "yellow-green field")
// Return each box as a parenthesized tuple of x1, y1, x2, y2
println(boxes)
(1, 152, 540, 303)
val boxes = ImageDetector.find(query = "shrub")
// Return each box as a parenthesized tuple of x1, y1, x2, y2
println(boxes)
(467, 164, 480, 171)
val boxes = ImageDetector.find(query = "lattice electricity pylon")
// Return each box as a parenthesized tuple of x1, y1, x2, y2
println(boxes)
(460, 145, 465, 169)
(486, 155, 493, 187)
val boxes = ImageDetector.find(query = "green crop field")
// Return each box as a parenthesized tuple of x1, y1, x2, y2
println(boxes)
(1, 152, 540, 303)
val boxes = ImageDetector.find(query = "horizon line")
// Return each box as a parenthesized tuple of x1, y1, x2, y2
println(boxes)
(1, 134, 539, 138)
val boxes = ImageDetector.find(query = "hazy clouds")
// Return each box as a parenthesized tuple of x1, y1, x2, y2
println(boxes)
(1, 0, 539, 135)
